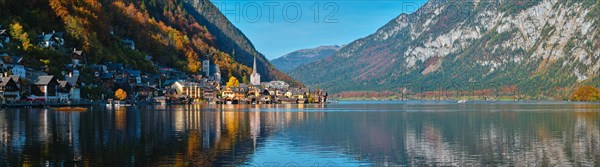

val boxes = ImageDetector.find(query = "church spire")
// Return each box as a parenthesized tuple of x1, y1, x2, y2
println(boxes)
(253, 56, 257, 74)
(250, 56, 261, 85)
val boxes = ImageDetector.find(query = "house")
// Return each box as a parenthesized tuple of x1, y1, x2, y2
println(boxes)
(315, 90, 328, 103)
(105, 62, 124, 73)
(134, 84, 158, 101)
(89, 64, 108, 73)
(57, 81, 71, 102)
(0, 54, 23, 68)
(71, 48, 86, 66)
(142, 73, 161, 86)
(36, 31, 64, 48)
(295, 89, 308, 103)
(32, 75, 59, 101)
(66, 75, 81, 100)
(0, 77, 20, 102)
(201, 86, 217, 102)
(100, 72, 114, 88)
(122, 39, 135, 49)
(125, 70, 142, 84)
(222, 88, 235, 99)
(262, 81, 289, 89)
(171, 81, 202, 99)
(0, 54, 25, 78)
(260, 89, 272, 104)
(233, 86, 248, 101)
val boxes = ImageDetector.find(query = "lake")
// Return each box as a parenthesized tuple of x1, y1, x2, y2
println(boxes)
(1, 101, 599, 166)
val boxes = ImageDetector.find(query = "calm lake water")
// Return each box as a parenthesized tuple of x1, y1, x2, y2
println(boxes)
(1, 101, 600, 166)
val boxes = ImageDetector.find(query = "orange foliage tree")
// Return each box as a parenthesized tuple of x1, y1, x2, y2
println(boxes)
(115, 89, 127, 101)
(570, 86, 600, 101)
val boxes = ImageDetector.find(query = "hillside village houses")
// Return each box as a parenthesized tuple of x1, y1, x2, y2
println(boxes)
(0, 28, 327, 105)
(36, 31, 65, 49)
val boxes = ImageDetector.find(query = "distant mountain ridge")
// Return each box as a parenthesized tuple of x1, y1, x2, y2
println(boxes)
(271, 45, 342, 73)
(291, 0, 600, 97)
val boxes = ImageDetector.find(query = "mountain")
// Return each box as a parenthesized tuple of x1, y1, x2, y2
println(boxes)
(183, 0, 300, 85)
(291, 0, 600, 97)
(271, 45, 342, 73)
(0, 0, 297, 85)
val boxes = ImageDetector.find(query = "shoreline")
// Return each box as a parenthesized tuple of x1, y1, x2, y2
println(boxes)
(2, 100, 598, 109)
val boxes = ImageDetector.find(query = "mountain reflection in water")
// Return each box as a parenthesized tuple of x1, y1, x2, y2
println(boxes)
(0, 102, 599, 166)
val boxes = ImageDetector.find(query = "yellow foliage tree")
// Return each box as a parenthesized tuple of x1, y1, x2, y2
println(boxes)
(9, 22, 32, 51)
(570, 86, 600, 101)
(115, 89, 127, 101)
(226, 77, 239, 88)
(308, 94, 315, 103)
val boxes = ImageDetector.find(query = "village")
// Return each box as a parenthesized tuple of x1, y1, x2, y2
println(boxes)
(0, 28, 327, 107)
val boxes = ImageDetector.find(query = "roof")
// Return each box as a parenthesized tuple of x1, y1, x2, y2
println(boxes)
(34, 75, 55, 85)
(9, 75, 19, 83)
(135, 84, 157, 90)
(0, 77, 13, 87)
(42, 34, 53, 41)
(73, 49, 83, 56)
(126, 70, 141, 77)
(63, 64, 75, 71)
(0, 56, 22, 65)
(58, 81, 68, 88)
(100, 72, 113, 79)
(38, 31, 64, 41)
(174, 80, 201, 87)
(66, 76, 78, 86)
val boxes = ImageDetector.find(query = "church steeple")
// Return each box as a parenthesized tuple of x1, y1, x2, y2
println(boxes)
(250, 56, 261, 85)
(253, 56, 257, 74)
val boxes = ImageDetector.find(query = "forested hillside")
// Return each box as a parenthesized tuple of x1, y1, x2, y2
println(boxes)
(0, 0, 297, 84)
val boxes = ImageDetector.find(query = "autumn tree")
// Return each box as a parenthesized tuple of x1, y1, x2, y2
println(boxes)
(242, 76, 248, 84)
(308, 94, 315, 103)
(226, 76, 239, 88)
(115, 89, 127, 101)
(9, 22, 32, 50)
(570, 86, 600, 101)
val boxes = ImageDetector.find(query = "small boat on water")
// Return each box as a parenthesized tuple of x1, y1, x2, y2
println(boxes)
(457, 100, 468, 104)
(50, 107, 88, 112)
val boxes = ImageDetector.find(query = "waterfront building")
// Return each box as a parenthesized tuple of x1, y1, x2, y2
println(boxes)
(32, 75, 59, 101)
(0, 77, 20, 102)
(171, 81, 202, 99)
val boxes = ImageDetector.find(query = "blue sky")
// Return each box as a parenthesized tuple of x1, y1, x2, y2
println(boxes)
(213, 0, 427, 60)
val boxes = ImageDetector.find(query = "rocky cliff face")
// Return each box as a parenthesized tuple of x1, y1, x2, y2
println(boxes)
(271, 45, 342, 73)
(291, 0, 600, 95)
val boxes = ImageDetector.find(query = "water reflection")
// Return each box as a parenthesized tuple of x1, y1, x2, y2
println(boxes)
(0, 103, 599, 166)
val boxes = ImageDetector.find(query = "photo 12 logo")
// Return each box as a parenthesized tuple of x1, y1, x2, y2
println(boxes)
(212, 1, 340, 23)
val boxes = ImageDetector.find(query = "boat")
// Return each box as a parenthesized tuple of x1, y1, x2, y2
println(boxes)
(457, 100, 468, 104)
(51, 107, 88, 112)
